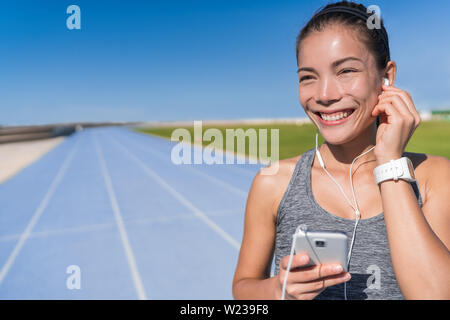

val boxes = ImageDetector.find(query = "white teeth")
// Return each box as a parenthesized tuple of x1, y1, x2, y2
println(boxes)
(320, 111, 352, 121)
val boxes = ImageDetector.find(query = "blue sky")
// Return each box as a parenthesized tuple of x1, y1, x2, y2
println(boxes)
(0, 0, 449, 125)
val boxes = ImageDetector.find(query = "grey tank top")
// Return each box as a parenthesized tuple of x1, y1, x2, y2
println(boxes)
(274, 148, 423, 300)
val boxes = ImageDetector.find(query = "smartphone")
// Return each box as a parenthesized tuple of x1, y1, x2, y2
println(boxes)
(293, 228, 348, 272)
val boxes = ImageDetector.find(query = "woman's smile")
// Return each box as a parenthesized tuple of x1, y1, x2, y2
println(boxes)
(313, 108, 356, 126)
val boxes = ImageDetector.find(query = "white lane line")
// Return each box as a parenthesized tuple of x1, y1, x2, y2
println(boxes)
(0, 138, 79, 286)
(94, 135, 147, 300)
(112, 131, 248, 198)
(105, 134, 241, 251)
(0, 222, 115, 243)
(128, 128, 259, 177)
(0, 208, 242, 243)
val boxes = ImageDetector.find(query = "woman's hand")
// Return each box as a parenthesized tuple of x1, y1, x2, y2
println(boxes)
(277, 253, 351, 300)
(371, 85, 421, 165)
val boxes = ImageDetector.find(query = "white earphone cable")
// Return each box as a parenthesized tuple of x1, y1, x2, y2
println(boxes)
(281, 224, 315, 301)
(316, 133, 375, 299)
(280, 134, 375, 300)
(281, 232, 297, 300)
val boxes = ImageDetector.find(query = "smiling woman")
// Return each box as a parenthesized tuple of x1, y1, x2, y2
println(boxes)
(232, 0, 450, 300)
(296, 9, 391, 144)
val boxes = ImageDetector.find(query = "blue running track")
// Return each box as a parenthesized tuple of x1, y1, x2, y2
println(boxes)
(0, 127, 265, 299)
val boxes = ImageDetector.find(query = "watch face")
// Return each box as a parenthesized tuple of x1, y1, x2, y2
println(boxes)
(407, 158, 416, 179)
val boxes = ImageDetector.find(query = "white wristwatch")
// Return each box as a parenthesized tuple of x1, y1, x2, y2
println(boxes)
(373, 157, 416, 185)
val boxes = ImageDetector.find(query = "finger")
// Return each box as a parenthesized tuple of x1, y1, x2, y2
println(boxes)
(378, 95, 416, 130)
(379, 90, 418, 115)
(302, 272, 352, 293)
(285, 272, 351, 298)
(382, 84, 402, 91)
(373, 100, 416, 152)
(280, 253, 310, 271)
(284, 287, 325, 300)
(372, 101, 397, 119)
(381, 85, 415, 99)
(382, 95, 418, 139)
(379, 91, 421, 127)
(373, 101, 408, 132)
(289, 263, 345, 283)
(381, 86, 420, 117)
(381, 84, 410, 93)
(378, 95, 414, 119)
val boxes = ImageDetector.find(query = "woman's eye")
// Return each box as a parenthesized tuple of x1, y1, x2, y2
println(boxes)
(299, 75, 313, 82)
(340, 69, 356, 74)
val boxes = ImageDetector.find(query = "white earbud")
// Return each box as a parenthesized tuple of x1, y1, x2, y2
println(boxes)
(383, 77, 390, 86)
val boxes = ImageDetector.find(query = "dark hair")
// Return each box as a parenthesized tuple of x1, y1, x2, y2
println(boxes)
(296, 0, 389, 127)
(296, 0, 390, 73)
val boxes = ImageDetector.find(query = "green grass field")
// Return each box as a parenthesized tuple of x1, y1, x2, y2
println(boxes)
(136, 120, 450, 160)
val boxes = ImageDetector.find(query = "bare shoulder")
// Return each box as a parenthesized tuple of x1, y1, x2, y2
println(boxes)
(404, 152, 450, 248)
(404, 151, 450, 205)
(249, 154, 303, 218)
(253, 154, 302, 188)
(405, 151, 450, 177)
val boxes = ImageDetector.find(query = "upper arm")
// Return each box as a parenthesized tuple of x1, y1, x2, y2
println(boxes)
(232, 166, 280, 286)
(421, 155, 450, 250)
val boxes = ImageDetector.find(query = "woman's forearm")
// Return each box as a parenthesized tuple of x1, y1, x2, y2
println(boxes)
(233, 276, 281, 300)
(379, 179, 450, 299)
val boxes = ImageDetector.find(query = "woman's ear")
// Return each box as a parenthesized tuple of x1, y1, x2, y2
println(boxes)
(383, 61, 396, 86)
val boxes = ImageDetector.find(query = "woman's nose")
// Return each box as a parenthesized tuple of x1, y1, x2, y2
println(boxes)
(315, 78, 341, 104)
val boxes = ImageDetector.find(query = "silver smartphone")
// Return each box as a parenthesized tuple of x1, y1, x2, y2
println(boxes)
(293, 227, 348, 272)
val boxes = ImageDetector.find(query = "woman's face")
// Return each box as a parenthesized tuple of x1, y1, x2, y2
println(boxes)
(297, 25, 383, 145)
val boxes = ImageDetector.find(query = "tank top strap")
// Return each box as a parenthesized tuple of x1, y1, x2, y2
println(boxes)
(276, 148, 315, 226)
(411, 180, 423, 207)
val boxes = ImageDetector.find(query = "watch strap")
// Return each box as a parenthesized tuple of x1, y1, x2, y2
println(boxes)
(373, 157, 414, 185)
